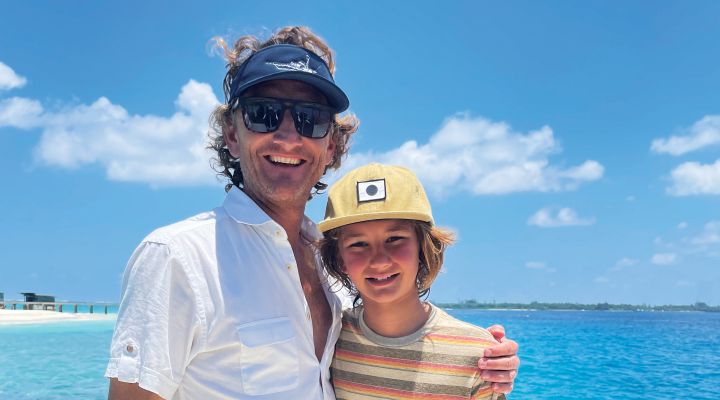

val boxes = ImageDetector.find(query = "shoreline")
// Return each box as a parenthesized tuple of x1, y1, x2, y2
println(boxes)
(0, 309, 116, 326)
(441, 307, 716, 313)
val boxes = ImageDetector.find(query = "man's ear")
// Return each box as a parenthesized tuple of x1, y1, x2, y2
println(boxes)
(224, 117, 240, 158)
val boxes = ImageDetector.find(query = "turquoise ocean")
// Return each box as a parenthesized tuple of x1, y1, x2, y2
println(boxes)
(1, 310, 718, 399)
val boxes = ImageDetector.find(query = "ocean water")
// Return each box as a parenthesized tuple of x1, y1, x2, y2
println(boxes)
(451, 310, 720, 400)
(1, 310, 718, 399)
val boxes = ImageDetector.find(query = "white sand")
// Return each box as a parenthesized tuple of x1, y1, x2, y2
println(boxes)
(0, 309, 116, 325)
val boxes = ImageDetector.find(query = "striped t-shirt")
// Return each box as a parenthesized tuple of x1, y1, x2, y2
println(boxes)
(331, 303, 505, 400)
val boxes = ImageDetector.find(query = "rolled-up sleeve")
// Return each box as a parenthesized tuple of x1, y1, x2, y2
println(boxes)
(105, 239, 205, 399)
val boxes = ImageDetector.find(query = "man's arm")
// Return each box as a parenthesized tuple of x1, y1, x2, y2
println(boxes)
(479, 325, 520, 394)
(105, 242, 200, 399)
(108, 379, 164, 400)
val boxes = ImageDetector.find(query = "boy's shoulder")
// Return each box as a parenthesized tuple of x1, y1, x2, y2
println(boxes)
(428, 304, 498, 346)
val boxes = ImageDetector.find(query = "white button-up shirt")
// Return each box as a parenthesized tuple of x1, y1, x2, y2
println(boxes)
(105, 187, 343, 399)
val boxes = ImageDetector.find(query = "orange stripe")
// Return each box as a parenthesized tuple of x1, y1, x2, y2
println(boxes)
(335, 349, 476, 376)
(341, 323, 495, 347)
(335, 378, 468, 400)
(471, 385, 494, 399)
(425, 333, 497, 346)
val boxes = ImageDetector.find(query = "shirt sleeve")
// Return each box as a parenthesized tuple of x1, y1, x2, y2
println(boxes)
(105, 240, 205, 399)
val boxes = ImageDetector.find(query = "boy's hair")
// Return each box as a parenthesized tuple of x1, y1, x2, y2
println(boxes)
(319, 220, 455, 306)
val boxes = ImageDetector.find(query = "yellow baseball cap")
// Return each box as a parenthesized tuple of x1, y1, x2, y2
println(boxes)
(318, 163, 433, 233)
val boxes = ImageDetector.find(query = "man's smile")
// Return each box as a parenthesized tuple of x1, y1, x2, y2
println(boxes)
(265, 155, 306, 167)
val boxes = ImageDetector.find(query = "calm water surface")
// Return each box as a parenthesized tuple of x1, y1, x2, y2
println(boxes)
(1, 310, 718, 399)
(451, 310, 720, 400)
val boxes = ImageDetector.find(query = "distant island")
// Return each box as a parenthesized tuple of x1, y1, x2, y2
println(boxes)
(436, 300, 720, 312)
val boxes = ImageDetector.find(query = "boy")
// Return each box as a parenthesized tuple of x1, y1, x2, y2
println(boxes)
(319, 163, 505, 400)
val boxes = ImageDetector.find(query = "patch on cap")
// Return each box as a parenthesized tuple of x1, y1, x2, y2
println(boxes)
(357, 179, 386, 203)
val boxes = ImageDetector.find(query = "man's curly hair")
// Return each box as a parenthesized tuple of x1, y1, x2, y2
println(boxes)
(208, 26, 360, 193)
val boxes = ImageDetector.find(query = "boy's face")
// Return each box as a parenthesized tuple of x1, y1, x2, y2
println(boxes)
(338, 219, 420, 306)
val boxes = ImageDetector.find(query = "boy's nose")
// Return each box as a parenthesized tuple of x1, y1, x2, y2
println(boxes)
(369, 248, 392, 268)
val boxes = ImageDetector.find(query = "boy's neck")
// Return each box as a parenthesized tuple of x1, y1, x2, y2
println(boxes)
(361, 297, 431, 338)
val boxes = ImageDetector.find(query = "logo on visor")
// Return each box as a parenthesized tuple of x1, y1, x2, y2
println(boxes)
(266, 55, 317, 74)
(357, 179, 386, 203)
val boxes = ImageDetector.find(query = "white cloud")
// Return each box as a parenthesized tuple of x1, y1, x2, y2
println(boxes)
(666, 159, 720, 196)
(0, 97, 43, 129)
(626, 195, 636, 202)
(656, 221, 719, 261)
(677, 222, 688, 230)
(689, 221, 720, 246)
(1, 80, 221, 186)
(651, 253, 677, 265)
(527, 207, 595, 228)
(651, 115, 720, 156)
(610, 257, 639, 271)
(594, 276, 610, 284)
(525, 261, 556, 272)
(336, 114, 603, 197)
(0, 62, 27, 90)
(525, 261, 546, 269)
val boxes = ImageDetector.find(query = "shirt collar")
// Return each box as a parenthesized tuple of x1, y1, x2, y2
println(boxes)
(222, 186, 274, 225)
(221, 186, 322, 239)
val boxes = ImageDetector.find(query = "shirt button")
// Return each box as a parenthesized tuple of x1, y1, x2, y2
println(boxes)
(126, 344, 135, 353)
(286, 262, 295, 270)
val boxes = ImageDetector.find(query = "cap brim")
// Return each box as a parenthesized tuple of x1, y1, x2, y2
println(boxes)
(318, 211, 433, 233)
(234, 71, 349, 113)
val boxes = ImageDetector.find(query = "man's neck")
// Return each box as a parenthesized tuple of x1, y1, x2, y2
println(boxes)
(242, 188, 307, 243)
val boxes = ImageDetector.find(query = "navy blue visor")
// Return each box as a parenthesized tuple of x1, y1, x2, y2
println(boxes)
(227, 44, 349, 113)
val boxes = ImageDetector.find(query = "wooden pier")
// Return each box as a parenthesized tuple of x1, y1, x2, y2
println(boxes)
(0, 301, 119, 314)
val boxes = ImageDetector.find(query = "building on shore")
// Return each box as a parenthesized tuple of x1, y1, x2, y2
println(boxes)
(20, 292, 56, 310)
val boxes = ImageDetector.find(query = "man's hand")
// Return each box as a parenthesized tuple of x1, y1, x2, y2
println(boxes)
(479, 324, 520, 394)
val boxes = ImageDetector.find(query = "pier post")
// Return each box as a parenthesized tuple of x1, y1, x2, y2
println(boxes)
(74, 304, 78, 313)
(89, 304, 94, 314)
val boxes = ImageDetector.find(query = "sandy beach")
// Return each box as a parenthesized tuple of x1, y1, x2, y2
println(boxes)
(0, 309, 116, 325)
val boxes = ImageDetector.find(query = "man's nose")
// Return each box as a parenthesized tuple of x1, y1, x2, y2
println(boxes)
(272, 108, 302, 143)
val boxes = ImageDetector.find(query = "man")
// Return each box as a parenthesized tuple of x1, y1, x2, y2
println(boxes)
(107, 26, 519, 399)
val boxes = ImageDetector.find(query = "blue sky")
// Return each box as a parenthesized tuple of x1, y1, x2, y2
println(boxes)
(1, 1, 719, 305)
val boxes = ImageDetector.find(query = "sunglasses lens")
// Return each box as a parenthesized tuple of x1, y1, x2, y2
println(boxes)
(237, 97, 333, 138)
(242, 100, 283, 133)
(293, 105, 332, 138)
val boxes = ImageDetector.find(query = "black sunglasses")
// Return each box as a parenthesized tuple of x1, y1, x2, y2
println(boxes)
(231, 97, 335, 139)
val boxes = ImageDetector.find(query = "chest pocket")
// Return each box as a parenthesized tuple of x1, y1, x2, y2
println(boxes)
(236, 317, 300, 395)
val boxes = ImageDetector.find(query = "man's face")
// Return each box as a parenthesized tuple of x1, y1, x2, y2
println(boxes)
(224, 80, 336, 209)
